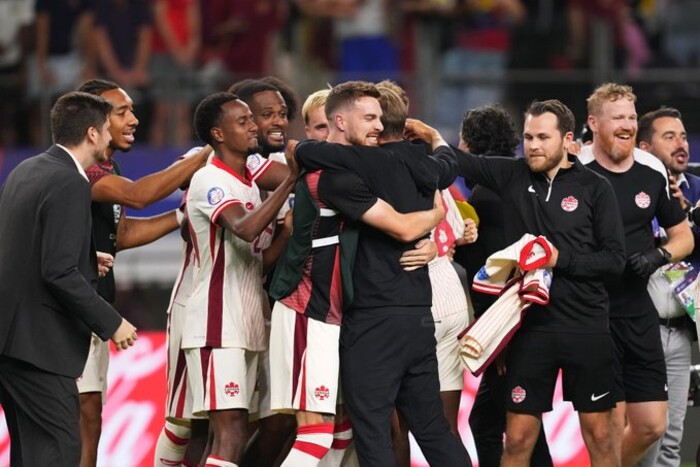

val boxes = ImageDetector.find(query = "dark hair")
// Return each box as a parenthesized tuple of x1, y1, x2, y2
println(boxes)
(524, 99, 575, 136)
(77, 79, 120, 96)
(260, 76, 299, 122)
(637, 107, 683, 145)
(228, 77, 298, 121)
(377, 86, 407, 139)
(325, 81, 380, 121)
(194, 92, 239, 146)
(50, 92, 113, 146)
(461, 104, 519, 157)
(579, 123, 593, 144)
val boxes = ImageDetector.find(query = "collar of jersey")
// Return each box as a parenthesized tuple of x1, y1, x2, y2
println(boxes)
(211, 156, 252, 186)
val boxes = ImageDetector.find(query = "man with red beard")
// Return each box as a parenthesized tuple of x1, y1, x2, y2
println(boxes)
(579, 83, 693, 466)
(636, 107, 700, 467)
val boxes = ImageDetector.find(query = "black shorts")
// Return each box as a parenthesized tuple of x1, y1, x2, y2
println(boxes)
(504, 331, 615, 413)
(610, 313, 668, 403)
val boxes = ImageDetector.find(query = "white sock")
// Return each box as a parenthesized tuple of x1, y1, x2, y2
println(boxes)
(154, 420, 191, 466)
(204, 455, 237, 466)
(281, 422, 335, 467)
(318, 419, 354, 467)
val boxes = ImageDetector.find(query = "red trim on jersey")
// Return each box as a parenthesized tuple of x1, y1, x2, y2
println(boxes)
(250, 158, 273, 182)
(169, 346, 188, 416)
(206, 231, 226, 347)
(209, 350, 217, 411)
(212, 157, 252, 186)
(291, 440, 330, 460)
(212, 199, 242, 225)
(164, 426, 190, 446)
(175, 366, 188, 418)
(291, 312, 309, 409)
(85, 160, 115, 186)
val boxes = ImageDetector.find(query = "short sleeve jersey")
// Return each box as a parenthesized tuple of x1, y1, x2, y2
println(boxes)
(181, 155, 273, 350)
(583, 153, 685, 317)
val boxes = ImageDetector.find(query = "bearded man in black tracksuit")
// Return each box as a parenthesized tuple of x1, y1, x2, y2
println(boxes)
(406, 99, 625, 467)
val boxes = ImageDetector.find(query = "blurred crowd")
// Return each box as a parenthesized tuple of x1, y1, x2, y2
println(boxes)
(1, 0, 699, 148)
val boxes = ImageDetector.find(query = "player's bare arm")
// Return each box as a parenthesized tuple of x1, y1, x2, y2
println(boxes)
(361, 191, 445, 243)
(116, 210, 179, 251)
(218, 142, 299, 242)
(90, 146, 212, 209)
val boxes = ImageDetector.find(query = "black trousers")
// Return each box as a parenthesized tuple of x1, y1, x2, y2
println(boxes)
(469, 364, 552, 467)
(340, 308, 471, 467)
(0, 355, 81, 467)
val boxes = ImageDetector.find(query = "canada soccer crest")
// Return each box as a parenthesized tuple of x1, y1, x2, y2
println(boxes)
(512, 386, 526, 403)
(314, 385, 330, 401)
(635, 191, 651, 209)
(561, 196, 578, 212)
(225, 381, 240, 397)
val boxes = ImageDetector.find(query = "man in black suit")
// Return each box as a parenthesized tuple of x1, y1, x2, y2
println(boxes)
(0, 92, 138, 466)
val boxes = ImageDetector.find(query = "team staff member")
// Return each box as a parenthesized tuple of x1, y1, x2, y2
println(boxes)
(406, 99, 626, 466)
(637, 107, 700, 467)
(460, 104, 553, 467)
(296, 81, 470, 467)
(579, 83, 693, 466)
(76, 79, 212, 467)
(0, 92, 137, 466)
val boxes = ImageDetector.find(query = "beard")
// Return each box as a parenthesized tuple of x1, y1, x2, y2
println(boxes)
(246, 143, 263, 156)
(601, 133, 635, 163)
(259, 138, 284, 155)
(526, 149, 564, 174)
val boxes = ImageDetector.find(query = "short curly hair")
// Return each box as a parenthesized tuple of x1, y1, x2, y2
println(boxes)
(460, 104, 519, 157)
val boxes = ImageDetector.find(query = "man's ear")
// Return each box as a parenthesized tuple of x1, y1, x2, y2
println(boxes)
(587, 115, 598, 133)
(639, 141, 651, 152)
(334, 114, 345, 132)
(210, 127, 224, 144)
(86, 126, 98, 145)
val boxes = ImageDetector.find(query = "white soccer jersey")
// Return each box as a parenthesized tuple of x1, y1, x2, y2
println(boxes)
(181, 156, 274, 351)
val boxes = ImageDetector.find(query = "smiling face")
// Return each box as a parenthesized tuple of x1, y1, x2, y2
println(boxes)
(589, 97, 637, 163)
(100, 88, 138, 154)
(641, 116, 689, 176)
(335, 96, 383, 147)
(523, 112, 571, 177)
(247, 90, 288, 154)
(216, 100, 260, 157)
(305, 105, 330, 141)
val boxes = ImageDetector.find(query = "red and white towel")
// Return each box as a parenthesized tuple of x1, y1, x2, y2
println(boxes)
(459, 234, 553, 376)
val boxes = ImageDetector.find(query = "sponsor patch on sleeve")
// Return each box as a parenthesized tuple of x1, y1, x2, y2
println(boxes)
(207, 187, 225, 205)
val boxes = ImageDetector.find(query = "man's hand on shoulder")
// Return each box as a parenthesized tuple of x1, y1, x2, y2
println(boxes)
(285, 139, 300, 180)
(404, 118, 447, 150)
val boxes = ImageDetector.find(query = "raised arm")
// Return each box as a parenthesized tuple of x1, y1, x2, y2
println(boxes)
(91, 146, 212, 209)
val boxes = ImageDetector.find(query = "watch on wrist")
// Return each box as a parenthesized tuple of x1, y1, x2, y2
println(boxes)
(658, 246, 672, 263)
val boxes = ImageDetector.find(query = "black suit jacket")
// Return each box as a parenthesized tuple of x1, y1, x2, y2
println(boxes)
(0, 145, 122, 378)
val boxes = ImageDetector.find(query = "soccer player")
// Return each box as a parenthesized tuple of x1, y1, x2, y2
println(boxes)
(76, 79, 211, 467)
(580, 84, 693, 466)
(302, 89, 331, 141)
(406, 99, 626, 466)
(182, 92, 298, 466)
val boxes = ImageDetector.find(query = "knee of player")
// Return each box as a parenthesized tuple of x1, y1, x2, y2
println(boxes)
(503, 427, 537, 454)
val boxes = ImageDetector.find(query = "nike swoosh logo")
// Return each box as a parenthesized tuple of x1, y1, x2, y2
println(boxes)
(528, 185, 536, 193)
(590, 392, 610, 402)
